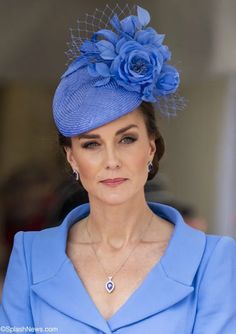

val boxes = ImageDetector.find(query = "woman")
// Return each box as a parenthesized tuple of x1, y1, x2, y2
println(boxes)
(0, 5, 235, 333)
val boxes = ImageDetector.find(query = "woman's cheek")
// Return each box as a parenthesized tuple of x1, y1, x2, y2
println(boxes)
(131, 144, 149, 169)
(76, 151, 103, 179)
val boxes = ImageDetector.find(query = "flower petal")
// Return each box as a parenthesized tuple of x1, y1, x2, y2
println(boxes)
(110, 14, 122, 32)
(96, 40, 116, 60)
(116, 37, 127, 53)
(137, 6, 151, 27)
(93, 29, 119, 45)
(94, 77, 111, 86)
(96, 40, 114, 53)
(156, 65, 180, 95)
(119, 40, 142, 55)
(135, 28, 165, 46)
(142, 85, 157, 102)
(158, 44, 171, 62)
(134, 28, 165, 47)
(115, 78, 141, 92)
(120, 15, 140, 37)
(95, 62, 110, 77)
(100, 50, 117, 60)
(87, 64, 100, 77)
(80, 40, 99, 54)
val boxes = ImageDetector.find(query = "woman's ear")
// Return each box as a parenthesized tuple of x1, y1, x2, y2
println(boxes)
(64, 146, 77, 171)
(149, 137, 156, 159)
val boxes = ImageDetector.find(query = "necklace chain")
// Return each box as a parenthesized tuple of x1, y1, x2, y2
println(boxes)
(85, 212, 154, 292)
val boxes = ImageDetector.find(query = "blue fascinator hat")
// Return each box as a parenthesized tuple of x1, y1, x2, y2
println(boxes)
(53, 4, 183, 137)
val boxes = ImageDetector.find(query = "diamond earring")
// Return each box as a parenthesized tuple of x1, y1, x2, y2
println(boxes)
(147, 161, 153, 173)
(73, 169, 80, 181)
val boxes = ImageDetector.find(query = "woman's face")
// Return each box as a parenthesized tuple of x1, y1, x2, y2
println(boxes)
(65, 109, 156, 205)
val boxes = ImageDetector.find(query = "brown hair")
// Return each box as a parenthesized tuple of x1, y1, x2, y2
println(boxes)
(58, 101, 165, 181)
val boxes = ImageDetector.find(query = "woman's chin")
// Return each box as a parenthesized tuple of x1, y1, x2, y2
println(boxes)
(101, 195, 130, 206)
(91, 191, 132, 206)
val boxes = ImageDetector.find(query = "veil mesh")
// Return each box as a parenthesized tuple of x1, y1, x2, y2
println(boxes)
(64, 3, 186, 116)
(65, 4, 136, 63)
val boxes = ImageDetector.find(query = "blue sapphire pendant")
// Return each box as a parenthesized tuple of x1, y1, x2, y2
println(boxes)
(105, 276, 115, 293)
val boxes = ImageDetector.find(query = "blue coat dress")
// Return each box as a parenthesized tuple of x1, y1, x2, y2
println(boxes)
(0, 202, 236, 333)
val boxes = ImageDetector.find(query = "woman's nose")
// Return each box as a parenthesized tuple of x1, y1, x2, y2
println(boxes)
(104, 146, 121, 169)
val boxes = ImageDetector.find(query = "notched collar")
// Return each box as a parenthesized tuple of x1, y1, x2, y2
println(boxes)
(30, 202, 206, 333)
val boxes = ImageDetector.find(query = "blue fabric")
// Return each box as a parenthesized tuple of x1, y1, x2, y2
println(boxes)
(0, 202, 236, 333)
(52, 67, 142, 137)
(52, 5, 182, 137)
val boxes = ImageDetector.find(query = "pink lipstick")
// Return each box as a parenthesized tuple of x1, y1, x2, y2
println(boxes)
(101, 178, 128, 187)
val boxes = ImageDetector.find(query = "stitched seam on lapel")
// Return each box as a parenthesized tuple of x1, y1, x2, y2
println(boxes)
(192, 236, 222, 324)
(32, 257, 69, 285)
(196, 236, 222, 290)
(159, 261, 193, 286)
(21, 232, 31, 285)
(19, 231, 34, 321)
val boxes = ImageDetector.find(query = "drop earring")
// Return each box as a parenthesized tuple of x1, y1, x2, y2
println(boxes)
(147, 161, 153, 173)
(73, 169, 80, 181)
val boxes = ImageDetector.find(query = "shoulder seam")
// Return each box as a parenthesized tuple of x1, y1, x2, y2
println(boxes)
(197, 236, 222, 289)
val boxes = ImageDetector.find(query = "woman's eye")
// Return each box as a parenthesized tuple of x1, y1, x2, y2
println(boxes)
(121, 136, 137, 144)
(82, 142, 99, 149)
(82, 136, 137, 149)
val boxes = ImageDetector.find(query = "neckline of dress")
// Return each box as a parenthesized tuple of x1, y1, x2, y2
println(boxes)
(61, 202, 179, 323)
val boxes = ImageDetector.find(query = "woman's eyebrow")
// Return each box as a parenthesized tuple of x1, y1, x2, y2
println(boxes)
(78, 124, 139, 140)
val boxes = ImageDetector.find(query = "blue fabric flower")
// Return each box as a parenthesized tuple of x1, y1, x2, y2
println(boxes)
(110, 40, 163, 91)
(63, 6, 180, 102)
(156, 65, 180, 96)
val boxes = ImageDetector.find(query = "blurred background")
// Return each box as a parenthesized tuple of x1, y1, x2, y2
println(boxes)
(0, 0, 236, 297)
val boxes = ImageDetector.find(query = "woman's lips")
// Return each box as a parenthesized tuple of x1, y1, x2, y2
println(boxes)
(100, 178, 128, 186)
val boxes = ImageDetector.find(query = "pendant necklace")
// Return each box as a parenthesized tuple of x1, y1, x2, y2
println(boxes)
(85, 212, 154, 294)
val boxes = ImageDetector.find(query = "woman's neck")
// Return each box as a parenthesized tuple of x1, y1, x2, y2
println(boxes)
(85, 192, 154, 250)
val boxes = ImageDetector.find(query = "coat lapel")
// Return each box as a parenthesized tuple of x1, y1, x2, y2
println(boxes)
(108, 202, 206, 331)
(30, 202, 206, 333)
(31, 259, 112, 333)
(107, 262, 194, 331)
(31, 203, 112, 333)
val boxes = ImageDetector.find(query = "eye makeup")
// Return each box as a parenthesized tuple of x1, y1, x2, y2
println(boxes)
(81, 134, 138, 149)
